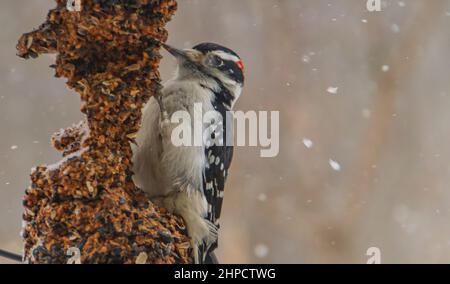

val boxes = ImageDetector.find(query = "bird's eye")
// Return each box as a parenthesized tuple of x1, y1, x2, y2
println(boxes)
(207, 55, 223, 67)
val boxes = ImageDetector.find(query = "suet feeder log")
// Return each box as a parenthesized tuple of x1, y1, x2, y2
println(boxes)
(16, 0, 192, 264)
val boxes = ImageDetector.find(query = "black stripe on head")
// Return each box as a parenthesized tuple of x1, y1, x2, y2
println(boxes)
(193, 42, 240, 59)
(217, 59, 244, 85)
(193, 42, 244, 85)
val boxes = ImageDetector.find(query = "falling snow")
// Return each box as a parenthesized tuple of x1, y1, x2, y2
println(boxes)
(362, 108, 372, 119)
(258, 193, 267, 202)
(302, 138, 314, 149)
(329, 159, 341, 171)
(302, 55, 311, 63)
(254, 244, 269, 258)
(391, 24, 401, 33)
(327, 87, 339, 95)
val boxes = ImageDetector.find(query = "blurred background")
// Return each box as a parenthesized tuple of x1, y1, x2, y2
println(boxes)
(2, 0, 450, 264)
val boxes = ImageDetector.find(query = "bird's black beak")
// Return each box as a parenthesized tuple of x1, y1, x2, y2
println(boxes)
(161, 43, 189, 60)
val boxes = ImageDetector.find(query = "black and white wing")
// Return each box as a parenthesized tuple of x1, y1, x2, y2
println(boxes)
(204, 145, 234, 225)
(201, 144, 233, 263)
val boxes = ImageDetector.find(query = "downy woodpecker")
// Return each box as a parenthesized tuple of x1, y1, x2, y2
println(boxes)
(132, 42, 245, 263)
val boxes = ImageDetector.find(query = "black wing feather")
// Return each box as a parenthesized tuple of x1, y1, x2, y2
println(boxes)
(199, 85, 235, 263)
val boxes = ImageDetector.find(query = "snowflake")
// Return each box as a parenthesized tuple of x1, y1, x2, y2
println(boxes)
(329, 159, 341, 171)
(327, 87, 339, 95)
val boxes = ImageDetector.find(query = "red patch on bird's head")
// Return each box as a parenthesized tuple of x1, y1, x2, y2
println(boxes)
(236, 60, 245, 71)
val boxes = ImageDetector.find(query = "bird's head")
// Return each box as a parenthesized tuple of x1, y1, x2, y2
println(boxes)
(161, 42, 245, 107)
